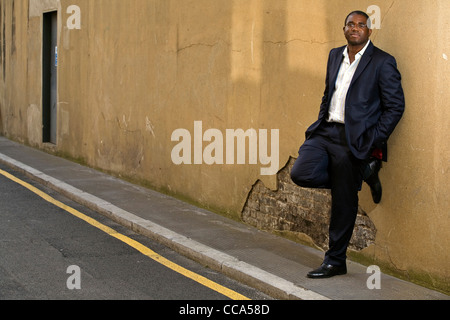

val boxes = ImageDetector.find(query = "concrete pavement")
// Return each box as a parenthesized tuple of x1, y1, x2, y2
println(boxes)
(0, 136, 448, 300)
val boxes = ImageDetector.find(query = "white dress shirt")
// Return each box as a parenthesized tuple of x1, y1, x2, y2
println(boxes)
(327, 40, 371, 123)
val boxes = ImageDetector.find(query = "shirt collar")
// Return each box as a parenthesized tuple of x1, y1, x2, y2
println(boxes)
(343, 39, 371, 61)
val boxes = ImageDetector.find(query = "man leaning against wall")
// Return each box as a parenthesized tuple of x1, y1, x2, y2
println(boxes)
(290, 11, 405, 278)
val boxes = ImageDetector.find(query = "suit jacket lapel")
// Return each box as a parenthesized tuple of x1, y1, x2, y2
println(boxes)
(350, 41, 374, 86)
(327, 46, 346, 102)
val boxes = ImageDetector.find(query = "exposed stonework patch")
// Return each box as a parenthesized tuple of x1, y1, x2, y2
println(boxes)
(242, 157, 377, 251)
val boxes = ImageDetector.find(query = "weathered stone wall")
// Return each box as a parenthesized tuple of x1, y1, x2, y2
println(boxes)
(242, 158, 377, 252)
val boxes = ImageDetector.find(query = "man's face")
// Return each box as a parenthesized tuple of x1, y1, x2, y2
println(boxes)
(343, 14, 372, 46)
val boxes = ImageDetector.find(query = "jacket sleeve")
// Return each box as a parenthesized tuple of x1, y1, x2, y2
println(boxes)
(305, 49, 335, 140)
(317, 50, 333, 120)
(373, 56, 405, 147)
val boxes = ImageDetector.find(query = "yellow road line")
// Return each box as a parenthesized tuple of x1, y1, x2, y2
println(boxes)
(0, 168, 250, 300)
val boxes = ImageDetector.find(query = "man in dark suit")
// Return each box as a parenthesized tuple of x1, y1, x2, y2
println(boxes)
(290, 11, 405, 278)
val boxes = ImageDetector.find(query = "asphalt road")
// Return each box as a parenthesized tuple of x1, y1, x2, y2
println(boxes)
(0, 163, 272, 301)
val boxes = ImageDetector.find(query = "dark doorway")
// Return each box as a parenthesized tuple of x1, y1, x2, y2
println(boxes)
(42, 11, 57, 144)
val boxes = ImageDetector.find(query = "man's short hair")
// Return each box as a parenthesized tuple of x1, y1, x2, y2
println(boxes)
(344, 10, 371, 27)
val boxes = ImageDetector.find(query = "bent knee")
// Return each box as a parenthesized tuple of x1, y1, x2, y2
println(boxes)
(290, 170, 328, 189)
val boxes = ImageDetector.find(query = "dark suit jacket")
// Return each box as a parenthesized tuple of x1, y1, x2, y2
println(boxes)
(306, 41, 405, 161)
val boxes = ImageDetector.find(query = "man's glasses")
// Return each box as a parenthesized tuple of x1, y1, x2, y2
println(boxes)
(345, 22, 368, 29)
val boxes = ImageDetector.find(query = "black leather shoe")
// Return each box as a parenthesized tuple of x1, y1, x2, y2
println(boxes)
(307, 263, 347, 279)
(364, 159, 382, 204)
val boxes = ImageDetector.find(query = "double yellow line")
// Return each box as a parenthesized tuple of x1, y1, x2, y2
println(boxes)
(0, 168, 249, 300)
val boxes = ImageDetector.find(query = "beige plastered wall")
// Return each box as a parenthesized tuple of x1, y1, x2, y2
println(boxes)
(0, 0, 448, 293)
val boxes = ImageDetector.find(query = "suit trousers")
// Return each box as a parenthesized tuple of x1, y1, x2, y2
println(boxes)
(290, 121, 364, 266)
